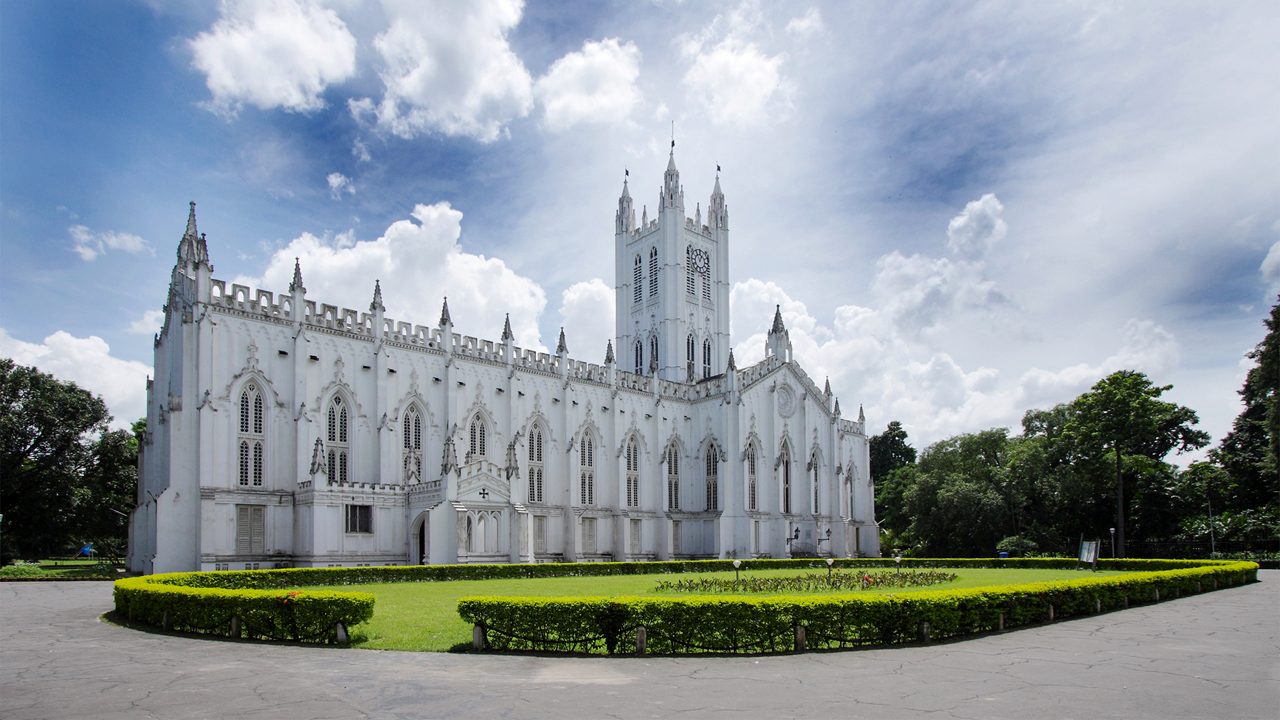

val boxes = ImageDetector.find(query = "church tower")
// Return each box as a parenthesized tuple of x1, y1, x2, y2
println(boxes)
(614, 146, 730, 382)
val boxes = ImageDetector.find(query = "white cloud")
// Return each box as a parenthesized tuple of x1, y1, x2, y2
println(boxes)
(190, 0, 357, 115)
(357, 0, 533, 141)
(352, 138, 371, 163)
(127, 310, 166, 336)
(946, 193, 1006, 258)
(326, 172, 354, 199)
(234, 201, 548, 351)
(558, 278, 615, 361)
(535, 38, 642, 132)
(785, 7, 824, 38)
(683, 38, 787, 126)
(69, 224, 150, 261)
(1262, 239, 1280, 291)
(0, 327, 150, 430)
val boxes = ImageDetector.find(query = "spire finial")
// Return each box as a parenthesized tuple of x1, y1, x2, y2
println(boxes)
(439, 297, 451, 326)
(858, 404, 865, 422)
(289, 257, 305, 294)
(834, 397, 842, 416)
(604, 339, 615, 364)
(824, 377, 832, 397)
(370, 279, 384, 312)
(556, 326, 568, 355)
(770, 304, 786, 335)
(501, 313, 514, 342)
(727, 349, 737, 371)
(185, 201, 198, 240)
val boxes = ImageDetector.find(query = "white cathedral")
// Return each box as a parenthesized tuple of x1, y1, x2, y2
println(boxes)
(127, 150, 879, 574)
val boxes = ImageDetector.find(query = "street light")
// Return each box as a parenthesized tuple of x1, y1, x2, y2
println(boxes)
(732, 558, 742, 586)
(895, 553, 902, 575)
(826, 556, 835, 580)
(1109, 528, 1116, 558)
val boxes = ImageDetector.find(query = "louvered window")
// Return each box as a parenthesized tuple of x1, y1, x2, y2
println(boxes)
(666, 444, 680, 510)
(326, 396, 349, 484)
(648, 247, 658, 297)
(402, 406, 422, 482)
(238, 382, 264, 486)
(579, 435, 595, 505)
(625, 437, 640, 508)
(705, 445, 719, 511)
(527, 425, 544, 503)
(235, 505, 265, 555)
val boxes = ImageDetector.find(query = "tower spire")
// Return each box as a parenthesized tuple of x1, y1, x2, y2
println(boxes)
(556, 327, 568, 355)
(439, 297, 451, 327)
(770, 305, 786, 335)
(604, 339, 615, 364)
(501, 313, 514, 342)
(177, 201, 199, 264)
(289, 257, 305, 294)
(369, 279, 384, 312)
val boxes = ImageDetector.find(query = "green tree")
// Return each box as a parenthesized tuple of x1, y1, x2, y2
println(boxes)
(0, 359, 120, 563)
(870, 421, 917, 485)
(1212, 297, 1279, 515)
(77, 425, 141, 561)
(902, 429, 1012, 555)
(1065, 370, 1210, 556)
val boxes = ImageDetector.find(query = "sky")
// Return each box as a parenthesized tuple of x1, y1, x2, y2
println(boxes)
(1, 1, 1277, 460)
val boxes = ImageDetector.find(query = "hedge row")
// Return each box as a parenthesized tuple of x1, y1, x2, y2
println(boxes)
(456, 560, 1258, 655)
(113, 575, 374, 643)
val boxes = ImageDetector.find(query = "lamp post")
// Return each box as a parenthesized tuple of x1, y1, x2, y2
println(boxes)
(826, 556, 835, 581)
(732, 558, 742, 587)
(895, 553, 902, 575)
(1205, 474, 1216, 556)
(1109, 528, 1116, 559)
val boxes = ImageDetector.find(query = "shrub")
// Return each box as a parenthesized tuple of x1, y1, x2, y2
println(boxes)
(0, 561, 44, 578)
(113, 575, 374, 643)
(457, 560, 1258, 655)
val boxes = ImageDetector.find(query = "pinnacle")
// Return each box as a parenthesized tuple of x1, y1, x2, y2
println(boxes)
(439, 297, 452, 326)
(824, 377, 832, 396)
(833, 397, 842, 416)
(185, 201, 198, 240)
(770, 304, 786, 335)
(289, 257, 305, 294)
(556, 326, 568, 354)
(501, 313, 514, 342)
(858, 404, 865, 422)
(604, 339, 615, 365)
(727, 349, 737, 371)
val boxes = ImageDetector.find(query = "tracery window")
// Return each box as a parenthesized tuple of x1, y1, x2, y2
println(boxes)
(326, 395, 349, 484)
(527, 425, 544, 503)
(634, 339, 644, 375)
(238, 382, 264, 487)
(468, 414, 487, 461)
(666, 444, 680, 510)
(686, 334, 695, 380)
(625, 436, 640, 508)
(746, 443, 758, 511)
(633, 255, 643, 305)
(579, 434, 595, 505)
(402, 405, 422, 483)
(701, 257, 712, 302)
(705, 443, 719, 511)
(686, 246, 696, 296)
(649, 247, 658, 297)
(702, 339, 712, 379)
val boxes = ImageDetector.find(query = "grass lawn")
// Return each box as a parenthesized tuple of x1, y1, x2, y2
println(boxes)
(302, 566, 1120, 652)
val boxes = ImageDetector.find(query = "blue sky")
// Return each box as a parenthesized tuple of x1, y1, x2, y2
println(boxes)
(1, 1, 1277, 457)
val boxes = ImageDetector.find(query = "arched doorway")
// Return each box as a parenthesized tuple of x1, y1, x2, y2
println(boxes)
(410, 512, 430, 564)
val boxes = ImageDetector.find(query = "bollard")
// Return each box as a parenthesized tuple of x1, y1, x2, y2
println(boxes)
(1048, 604, 1055, 622)
(1095, 597, 1102, 613)
(636, 626, 647, 655)
(230, 616, 241, 638)
(1154, 588, 1160, 602)
(472, 623, 487, 650)
(794, 623, 807, 652)
(1197, 582, 1202, 593)
(335, 622, 349, 644)
(1123, 596, 1129, 609)
(162, 610, 170, 631)
(997, 612, 1004, 631)
(919, 621, 930, 643)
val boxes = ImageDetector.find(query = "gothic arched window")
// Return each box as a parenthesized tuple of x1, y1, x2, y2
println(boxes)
(705, 443, 719, 511)
(326, 395, 349, 484)
(686, 246, 696, 296)
(702, 339, 712, 378)
(402, 405, 422, 483)
(648, 247, 658, 297)
(468, 414, 487, 461)
(686, 334, 695, 380)
(666, 443, 680, 510)
(701, 256, 712, 302)
(811, 451, 821, 515)
(527, 424, 544, 503)
(746, 443, 758, 512)
(238, 382, 265, 487)
(780, 442, 792, 514)
(625, 436, 640, 508)
(634, 339, 644, 375)
(580, 434, 596, 505)
(633, 255, 643, 305)
(649, 335, 658, 374)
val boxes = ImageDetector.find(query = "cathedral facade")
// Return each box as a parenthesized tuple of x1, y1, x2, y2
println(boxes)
(127, 152, 879, 574)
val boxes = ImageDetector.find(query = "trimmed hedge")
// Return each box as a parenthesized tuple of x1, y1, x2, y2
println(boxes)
(114, 574, 374, 643)
(456, 560, 1258, 655)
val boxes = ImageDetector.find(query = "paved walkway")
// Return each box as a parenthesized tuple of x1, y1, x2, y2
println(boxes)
(1, 573, 1277, 720)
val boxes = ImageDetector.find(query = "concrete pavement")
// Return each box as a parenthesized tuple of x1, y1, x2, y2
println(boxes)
(1, 573, 1277, 719)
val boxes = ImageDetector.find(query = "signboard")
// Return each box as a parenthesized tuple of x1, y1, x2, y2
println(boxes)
(1078, 539, 1099, 570)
